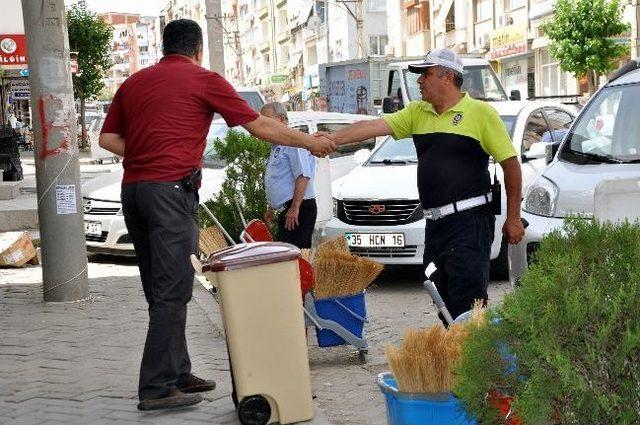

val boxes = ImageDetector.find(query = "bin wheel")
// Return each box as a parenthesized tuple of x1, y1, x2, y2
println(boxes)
(238, 395, 271, 425)
(358, 349, 368, 364)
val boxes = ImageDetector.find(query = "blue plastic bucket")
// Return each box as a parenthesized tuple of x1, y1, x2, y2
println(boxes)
(377, 373, 477, 425)
(314, 292, 366, 347)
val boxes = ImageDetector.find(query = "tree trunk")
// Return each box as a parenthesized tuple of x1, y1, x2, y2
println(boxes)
(587, 69, 597, 95)
(80, 96, 88, 150)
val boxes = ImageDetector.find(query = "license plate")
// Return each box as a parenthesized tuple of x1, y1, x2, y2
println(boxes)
(345, 233, 405, 248)
(84, 221, 102, 237)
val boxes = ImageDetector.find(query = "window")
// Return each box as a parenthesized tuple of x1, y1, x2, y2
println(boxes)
(445, 5, 455, 33)
(545, 108, 574, 131)
(509, 0, 526, 10)
(367, 0, 386, 12)
(540, 49, 575, 96)
(292, 125, 309, 133)
(316, 123, 376, 158)
(315, 0, 326, 23)
(407, 4, 430, 35)
(561, 86, 640, 162)
(522, 110, 551, 153)
(369, 35, 388, 56)
(475, 0, 492, 22)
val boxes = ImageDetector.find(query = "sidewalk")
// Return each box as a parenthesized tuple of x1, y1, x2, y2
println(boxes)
(0, 263, 330, 425)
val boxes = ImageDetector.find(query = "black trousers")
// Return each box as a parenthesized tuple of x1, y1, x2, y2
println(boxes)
(121, 181, 199, 401)
(276, 198, 317, 249)
(423, 205, 495, 324)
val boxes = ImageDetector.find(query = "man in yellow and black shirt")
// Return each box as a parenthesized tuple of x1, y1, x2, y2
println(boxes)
(324, 49, 525, 323)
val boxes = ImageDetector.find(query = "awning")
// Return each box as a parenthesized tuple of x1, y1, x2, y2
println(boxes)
(289, 2, 315, 31)
(531, 36, 549, 50)
(287, 51, 303, 70)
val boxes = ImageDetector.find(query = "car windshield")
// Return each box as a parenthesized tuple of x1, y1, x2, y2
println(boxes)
(560, 83, 640, 164)
(405, 66, 508, 102)
(366, 137, 417, 165)
(500, 115, 517, 138)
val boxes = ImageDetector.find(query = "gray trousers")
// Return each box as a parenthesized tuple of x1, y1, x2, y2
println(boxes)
(121, 181, 199, 400)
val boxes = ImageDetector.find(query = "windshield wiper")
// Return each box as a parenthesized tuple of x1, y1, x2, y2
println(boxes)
(564, 149, 623, 164)
(370, 159, 409, 165)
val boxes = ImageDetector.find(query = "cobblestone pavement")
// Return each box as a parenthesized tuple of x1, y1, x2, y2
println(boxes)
(0, 257, 329, 425)
(0, 259, 511, 425)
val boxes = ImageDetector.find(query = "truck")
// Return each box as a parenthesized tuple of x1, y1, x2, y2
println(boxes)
(318, 56, 520, 115)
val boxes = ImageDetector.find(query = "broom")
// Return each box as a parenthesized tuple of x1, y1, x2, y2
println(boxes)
(313, 254, 384, 299)
(386, 303, 485, 394)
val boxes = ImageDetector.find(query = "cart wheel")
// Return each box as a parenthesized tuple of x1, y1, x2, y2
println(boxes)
(358, 349, 368, 364)
(238, 395, 271, 425)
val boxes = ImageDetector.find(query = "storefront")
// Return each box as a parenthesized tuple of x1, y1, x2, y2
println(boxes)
(529, 1, 580, 97)
(489, 23, 533, 99)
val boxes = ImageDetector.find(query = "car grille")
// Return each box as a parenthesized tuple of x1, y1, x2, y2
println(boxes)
(83, 198, 121, 215)
(349, 245, 418, 258)
(86, 231, 108, 243)
(338, 199, 422, 226)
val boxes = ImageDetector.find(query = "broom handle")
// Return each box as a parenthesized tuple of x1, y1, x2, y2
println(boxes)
(233, 197, 248, 228)
(424, 279, 454, 326)
(200, 203, 237, 246)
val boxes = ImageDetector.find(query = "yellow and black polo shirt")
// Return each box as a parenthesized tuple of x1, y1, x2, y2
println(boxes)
(382, 93, 516, 209)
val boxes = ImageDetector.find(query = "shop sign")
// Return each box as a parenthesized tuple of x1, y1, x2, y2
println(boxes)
(9, 79, 30, 99)
(270, 74, 288, 84)
(490, 24, 527, 61)
(0, 34, 28, 66)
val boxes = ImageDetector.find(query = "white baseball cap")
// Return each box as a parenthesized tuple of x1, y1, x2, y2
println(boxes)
(408, 49, 464, 74)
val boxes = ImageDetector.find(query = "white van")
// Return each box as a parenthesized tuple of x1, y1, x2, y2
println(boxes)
(509, 60, 640, 285)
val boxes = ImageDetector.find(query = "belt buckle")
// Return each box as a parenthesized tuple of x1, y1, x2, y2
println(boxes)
(427, 208, 442, 220)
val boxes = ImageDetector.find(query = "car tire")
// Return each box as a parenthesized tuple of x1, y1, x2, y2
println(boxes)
(490, 238, 509, 280)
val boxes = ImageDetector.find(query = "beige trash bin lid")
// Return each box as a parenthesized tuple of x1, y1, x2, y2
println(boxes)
(202, 242, 300, 272)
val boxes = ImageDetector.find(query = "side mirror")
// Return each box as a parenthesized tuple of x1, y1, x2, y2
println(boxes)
(545, 141, 562, 165)
(510, 90, 521, 101)
(352, 148, 371, 165)
(524, 142, 549, 161)
(382, 97, 396, 113)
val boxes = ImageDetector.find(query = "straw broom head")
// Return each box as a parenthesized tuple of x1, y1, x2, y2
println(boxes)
(198, 226, 229, 257)
(313, 254, 384, 299)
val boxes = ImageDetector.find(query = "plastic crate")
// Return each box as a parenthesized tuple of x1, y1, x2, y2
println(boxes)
(377, 373, 476, 425)
(314, 292, 366, 347)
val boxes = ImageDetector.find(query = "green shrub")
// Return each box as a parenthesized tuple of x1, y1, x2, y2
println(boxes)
(199, 129, 272, 240)
(455, 218, 640, 424)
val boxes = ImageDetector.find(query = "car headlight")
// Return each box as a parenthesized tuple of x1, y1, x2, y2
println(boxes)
(523, 176, 559, 217)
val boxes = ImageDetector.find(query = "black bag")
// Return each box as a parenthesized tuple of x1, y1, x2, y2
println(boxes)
(491, 163, 501, 215)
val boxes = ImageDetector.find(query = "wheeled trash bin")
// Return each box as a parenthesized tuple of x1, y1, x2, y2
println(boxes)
(202, 242, 314, 425)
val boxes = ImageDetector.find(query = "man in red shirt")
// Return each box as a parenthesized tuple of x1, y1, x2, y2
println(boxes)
(100, 19, 334, 411)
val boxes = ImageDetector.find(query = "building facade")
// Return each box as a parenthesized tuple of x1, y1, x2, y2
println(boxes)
(101, 13, 163, 94)
(428, 0, 637, 98)
(220, 0, 389, 110)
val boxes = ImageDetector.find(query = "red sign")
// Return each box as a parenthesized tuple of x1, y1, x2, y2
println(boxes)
(0, 34, 28, 66)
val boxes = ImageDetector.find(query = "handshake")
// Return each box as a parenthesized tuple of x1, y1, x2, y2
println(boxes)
(305, 131, 338, 158)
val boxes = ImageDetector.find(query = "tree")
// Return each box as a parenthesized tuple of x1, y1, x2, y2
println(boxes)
(541, 0, 630, 94)
(67, 3, 112, 149)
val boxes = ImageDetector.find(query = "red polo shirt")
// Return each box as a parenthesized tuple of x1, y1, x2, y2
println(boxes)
(101, 55, 259, 184)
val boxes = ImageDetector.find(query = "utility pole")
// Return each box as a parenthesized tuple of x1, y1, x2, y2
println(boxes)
(21, 0, 88, 302)
(205, 0, 225, 75)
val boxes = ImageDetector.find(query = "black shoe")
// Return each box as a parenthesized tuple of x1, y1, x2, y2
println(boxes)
(137, 389, 203, 411)
(177, 373, 216, 393)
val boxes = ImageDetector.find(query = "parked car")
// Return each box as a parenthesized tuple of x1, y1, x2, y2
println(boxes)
(323, 100, 578, 276)
(83, 111, 385, 255)
(509, 61, 640, 285)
